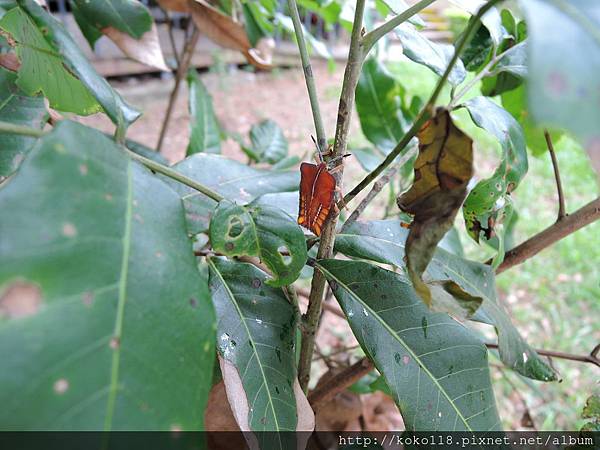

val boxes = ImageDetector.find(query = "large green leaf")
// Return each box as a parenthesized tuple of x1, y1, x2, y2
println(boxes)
(396, 23, 467, 86)
(334, 219, 556, 381)
(462, 96, 527, 259)
(209, 200, 307, 287)
(15, 0, 141, 127)
(480, 41, 526, 97)
(207, 258, 302, 441)
(0, 66, 47, 178)
(317, 259, 501, 431)
(519, 0, 600, 155)
(0, 121, 215, 429)
(70, 0, 152, 41)
(165, 154, 299, 235)
(249, 119, 288, 164)
(356, 58, 411, 153)
(187, 69, 221, 155)
(0, 7, 101, 115)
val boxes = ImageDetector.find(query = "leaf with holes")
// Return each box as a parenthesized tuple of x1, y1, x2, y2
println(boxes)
(187, 69, 221, 155)
(207, 258, 313, 445)
(334, 219, 556, 382)
(209, 200, 307, 287)
(0, 66, 47, 178)
(0, 121, 215, 429)
(519, 0, 600, 165)
(317, 259, 501, 431)
(249, 119, 288, 164)
(462, 97, 527, 265)
(164, 154, 299, 236)
(396, 23, 467, 86)
(11, 0, 140, 127)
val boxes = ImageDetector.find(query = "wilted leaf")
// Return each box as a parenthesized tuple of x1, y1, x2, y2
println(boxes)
(209, 200, 307, 286)
(102, 24, 169, 71)
(519, 0, 600, 165)
(462, 96, 527, 263)
(356, 58, 412, 153)
(396, 23, 467, 86)
(334, 219, 556, 382)
(249, 119, 288, 164)
(580, 393, 600, 431)
(397, 109, 473, 306)
(187, 69, 221, 155)
(164, 154, 299, 235)
(0, 51, 19, 71)
(208, 258, 314, 444)
(0, 66, 47, 178)
(157, 0, 189, 13)
(0, 121, 215, 429)
(189, 0, 272, 69)
(318, 259, 501, 431)
(0, 6, 100, 115)
(12, 0, 141, 127)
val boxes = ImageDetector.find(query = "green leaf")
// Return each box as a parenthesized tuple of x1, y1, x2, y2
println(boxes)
(461, 18, 492, 72)
(14, 0, 141, 127)
(462, 97, 528, 248)
(70, 1, 103, 48)
(164, 154, 299, 235)
(124, 138, 169, 165)
(356, 58, 411, 152)
(275, 12, 331, 60)
(480, 41, 527, 97)
(396, 23, 467, 86)
(207, 258, 302, 438)
(70, 0, 153, 40)
(0, 121, 215, 429)
(374, 0, 425, 27)
(253, 191, 299, 218)
(501, 85, 563, 156)
(249, 119, 288, 164)
(519, 0, 600, 155)
(0, 7, 101, 115)
(0, 66, 47, 177)
(334, 219, 557, 381)
(353, 146, 386, 172)
(187, 69, 221, 155)
(450, 0, 505, 47)
(209, 200, 307, 286)
(271, 155, 301, 170)
(317, 259, 501, 431)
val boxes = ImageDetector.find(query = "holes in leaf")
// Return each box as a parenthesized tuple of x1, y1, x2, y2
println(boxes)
(227, 216, 244, 239)
(277, 245, 292, 265)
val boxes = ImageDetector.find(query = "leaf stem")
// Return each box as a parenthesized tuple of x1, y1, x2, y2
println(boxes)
(362, 0, 437, 54)
(342, 0, 502, 207)
(286, 0, 327, 151)
(297, 0, 367, 392)
(124, 148, 224, 202)
(544, 129, 566, 221)
(156, 26, 200, 153)
(0, 120, 46, 138)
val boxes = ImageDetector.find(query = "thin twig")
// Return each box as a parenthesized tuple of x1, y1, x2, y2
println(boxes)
(486, 343, 600, 369)
(362, 0, 437, 55)
(160, 6, 181, 67)
(286, 0, 327, 151)
(298, 0, 367, 393)
(496, 197, 600, 273)
(342, 146, 417, 230)
(544, 129, 566, 221)
(156, 26, 201, 153)
(342, 0, 502, 208)
(125, 148, 224, 202)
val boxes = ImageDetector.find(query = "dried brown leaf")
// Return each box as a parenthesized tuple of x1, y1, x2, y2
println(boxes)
(157, 0, 190, 13)
(102, 23, 169, 72)
(397, 108, 474, 306)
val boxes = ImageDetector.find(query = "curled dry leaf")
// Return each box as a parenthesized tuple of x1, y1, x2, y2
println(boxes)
(188, 0, 272, 70)
(397, 109, 474, 306)
(102, 23, 169, 71)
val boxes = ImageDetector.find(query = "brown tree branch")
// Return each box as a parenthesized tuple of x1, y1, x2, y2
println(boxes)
(297, 0, 367, 393)
(544, 129, 566, 221)
(156, 26, 200, 153)
(496, 197, 600, 274)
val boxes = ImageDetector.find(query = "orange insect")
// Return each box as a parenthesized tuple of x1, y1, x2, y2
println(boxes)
(297, 161, 336, 236)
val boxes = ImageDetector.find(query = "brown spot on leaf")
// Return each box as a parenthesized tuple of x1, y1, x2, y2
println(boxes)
(53, 378, 69, 394)
(109, 337, 120, 349)
(79, 164, 88, 175)
(81, 291, 94, 306)
(0, 281, 42, 319)
(62, 222, 77, 237)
